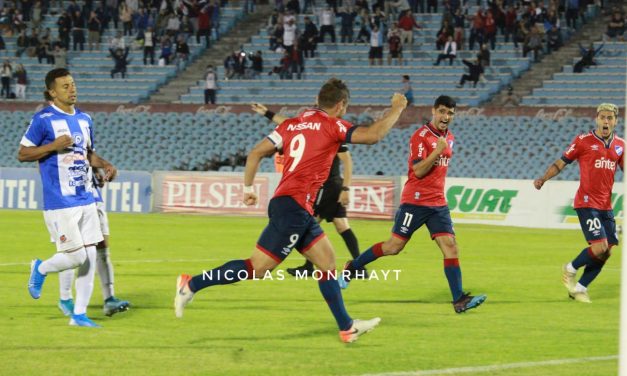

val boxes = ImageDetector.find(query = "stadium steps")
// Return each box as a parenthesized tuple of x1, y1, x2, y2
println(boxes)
(489, 7, 608, 106)
(148, 4, 274, 104)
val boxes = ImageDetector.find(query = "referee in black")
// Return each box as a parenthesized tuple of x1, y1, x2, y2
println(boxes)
(251, 103, 362, 276)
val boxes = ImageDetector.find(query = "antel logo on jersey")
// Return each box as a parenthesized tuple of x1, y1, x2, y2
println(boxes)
(286, 122, 321, 131)
(435, 156, 450, 167)
(594, 158, 616, 170)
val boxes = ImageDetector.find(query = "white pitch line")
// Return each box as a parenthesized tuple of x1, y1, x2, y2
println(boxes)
(0, 259, 223, 267)
(360, 355, 618, 376)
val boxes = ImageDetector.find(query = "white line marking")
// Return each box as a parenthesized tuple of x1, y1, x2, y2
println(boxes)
(0, 259, 224, 267)
(360, 355, 618, 376)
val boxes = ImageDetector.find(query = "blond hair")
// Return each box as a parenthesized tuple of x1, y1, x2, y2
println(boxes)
(596, 103, 619, 116)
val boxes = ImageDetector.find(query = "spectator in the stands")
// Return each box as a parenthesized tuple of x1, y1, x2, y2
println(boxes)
(270, 23, 284, 51)
(514, 19, 528, 49)
(523, 25, 543, 62)
(71, 10, 85, 51)
(286, 0, 300, 14)
(434, 35, 456, 66)
(573, 42, 603, 73)
(250, 50, 263, 78)
(300, 17, 318, 57)
(37, 36, 54, 64)
(110, 46, 130, 78)
(204, 64, 217, 105)
(32, 1, 43, 29)
(483, 9, 496, 50)
(1, 60, 12, 98)
(398, 10, 420, 47)
(87, 11, 101, 51)
(197, 4, 211, 46)
(478, 43, 490, 67)
(605, 10, 625, 41)
(436, 18, 453, 50)
(565, 0, 579, 29)
(368, 23, 383, 65)
(110, 30, 126, 50)
(159, 35, 173, 65)
(53, 43, 68, 68)
(504, 4, 517, 44)
(401, 75, 413, 106)
(289, 39, 304, 79)
(468, 9, 484, 50)
(386, 0, 410, 20)
(106, 0, 119, 29)
(174, 35, 190, 64)
(546, 24, 562, 53)
(143, 26, 155, 64)
(456, 57, 483, 88)
(16, 30, 28, 57)
(120, 2, 132, 35)
(224, 51, 236, 79)
(179, 15, 194, 41)
(452, 7, 465, 49)
(318, 6, 336, 43)
(57, 11, 72, 48)
(387, 23, 403, 65)
(14, 63, 26, 99)
(210, 0, 220, 41)
(427, 0, 437, 13)
(283, 18, 297, 53)
(166, 12, 181, 37)
(337, 6, 357, 43)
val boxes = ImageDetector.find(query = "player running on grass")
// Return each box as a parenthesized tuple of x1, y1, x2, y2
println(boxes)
(251, 103, 364, 278)
(175, 78, 407, 343)
(339, 95, 487, 314)
(534, 103, 623, 303)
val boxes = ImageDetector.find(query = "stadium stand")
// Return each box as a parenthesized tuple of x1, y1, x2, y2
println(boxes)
(521, 42, 627, 106)
(0, 1, 245, 103)
(3, 110, 621, 181)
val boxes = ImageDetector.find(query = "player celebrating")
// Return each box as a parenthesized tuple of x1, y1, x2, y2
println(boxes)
(534, 103, 623, 303)
(251, 103, 362, 277)
(18, 68, 117, 327)
(58, 168, 131, 317)
(175, 79, 408, 343)
(339, 95, 487, 314)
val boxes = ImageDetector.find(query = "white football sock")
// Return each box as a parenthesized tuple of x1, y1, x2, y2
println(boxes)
(566, 263, 577, 274)
(96, 248, 115, 300)
(58, 269, 74, 300)
(74, 246, 97, 315)
(574, 283, 587, 293)
(38, 248, 87, 274)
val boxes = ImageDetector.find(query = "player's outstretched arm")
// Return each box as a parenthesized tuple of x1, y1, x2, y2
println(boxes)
(412, 136, 448, 178)
(350, 93, 407, 145)
(534, 158, 566, 190)
(251, 103, 287, 124)
(17, 135, 73, 162)
(88, 150, 117, 182)
(243, 138, 277, 206)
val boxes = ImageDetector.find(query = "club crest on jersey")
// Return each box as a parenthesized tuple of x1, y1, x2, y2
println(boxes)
(72, 132, 83, 145)
(615, 145, 623, 156)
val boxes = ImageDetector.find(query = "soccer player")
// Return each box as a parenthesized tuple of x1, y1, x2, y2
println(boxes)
(18, 68, 117, 327)
(175, 79, 408, 343)
(534, 103, 623, 303)
(251, 103, 362, 277)
(339, 95, 488, 314)
(58, 168, 131, 317)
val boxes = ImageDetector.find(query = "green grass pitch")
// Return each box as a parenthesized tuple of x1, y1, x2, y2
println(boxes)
(0, 210, 619, 375)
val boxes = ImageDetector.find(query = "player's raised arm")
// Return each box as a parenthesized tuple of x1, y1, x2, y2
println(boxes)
(251, 103, 288, 124)
(243, 138, 278, 206)
(349, 93, 407, 145)
(412, 136, 448, 178)
(534, 158, 567, 190)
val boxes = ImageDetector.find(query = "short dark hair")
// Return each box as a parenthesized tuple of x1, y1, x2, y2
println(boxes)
(44, 68, 71, 101)
(403, 75, 410, 80)
(317, 78, 350, 109)
(433, 95, 456, 109)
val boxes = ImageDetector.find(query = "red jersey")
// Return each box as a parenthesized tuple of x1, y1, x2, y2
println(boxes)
(401, 123, 454, 206)
(562, 131, 624, 210)
(267, 109, 354, 214)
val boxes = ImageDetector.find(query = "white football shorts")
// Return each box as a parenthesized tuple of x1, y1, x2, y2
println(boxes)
(44, 203, 104, 252)
(96, 201, 110, 236)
